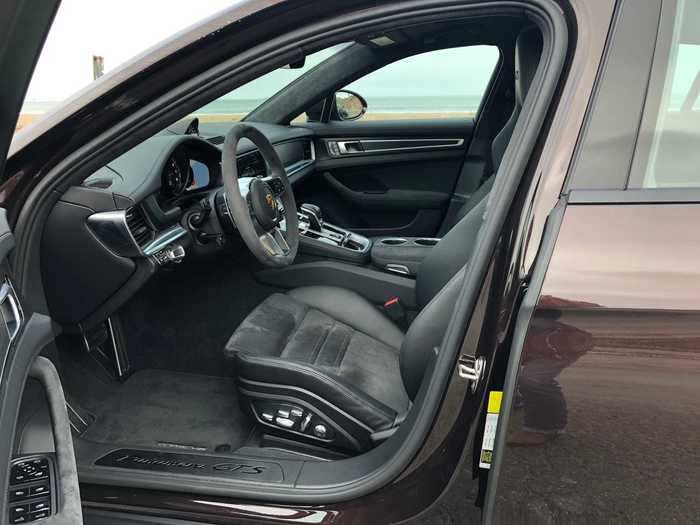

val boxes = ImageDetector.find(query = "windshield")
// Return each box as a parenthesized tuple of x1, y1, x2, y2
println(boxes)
(187, 45, 349, 124)
(16, 0, 239, 135)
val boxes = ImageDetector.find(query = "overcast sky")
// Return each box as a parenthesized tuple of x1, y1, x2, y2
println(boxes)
(27, 0, 499, 104)
(26, 0, 235, 101)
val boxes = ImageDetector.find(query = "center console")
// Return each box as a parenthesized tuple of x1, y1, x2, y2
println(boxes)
(298, 204, 371, 264)
(370, 237, 439, 277)
(258, 205, 435, 309)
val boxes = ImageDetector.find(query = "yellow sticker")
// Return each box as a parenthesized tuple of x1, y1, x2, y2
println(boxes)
(480, 391, 503, 469)
(487, 390, 503, 414)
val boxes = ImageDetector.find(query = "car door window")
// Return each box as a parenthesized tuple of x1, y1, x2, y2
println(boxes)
(342, 45, 499, 121)
(629, 0, 700, 188)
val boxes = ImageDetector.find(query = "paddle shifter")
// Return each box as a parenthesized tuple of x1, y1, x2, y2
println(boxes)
(300, 203, 323, 231)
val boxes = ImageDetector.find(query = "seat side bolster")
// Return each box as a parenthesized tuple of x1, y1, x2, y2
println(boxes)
(234, 352, 397, 430)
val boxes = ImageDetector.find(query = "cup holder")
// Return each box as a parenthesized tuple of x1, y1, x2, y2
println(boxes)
(381, 238, 408, 246)
(414, 238, 440, 246)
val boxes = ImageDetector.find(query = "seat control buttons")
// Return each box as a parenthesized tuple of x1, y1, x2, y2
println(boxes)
(275, 417, 295, 429)
(261, 412, 274, 423)
(313, 424, 328, 439)
(290, 407, 303, 418)
(277, 408, 290, 419)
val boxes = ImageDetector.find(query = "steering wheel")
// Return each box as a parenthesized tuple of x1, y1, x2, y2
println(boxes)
(221, 124, 299, 267)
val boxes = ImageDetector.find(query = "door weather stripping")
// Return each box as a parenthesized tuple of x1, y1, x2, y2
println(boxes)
(458, 355, 486, 393)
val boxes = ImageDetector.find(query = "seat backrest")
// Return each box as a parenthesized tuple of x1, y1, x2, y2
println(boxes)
(440, 25, 544, 235)
(400, 26, 543, 400)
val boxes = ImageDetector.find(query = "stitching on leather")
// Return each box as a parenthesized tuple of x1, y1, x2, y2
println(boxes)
(309, 317, 332, 365)
(279, 300, 309, 360)
(291, 289, 402, 349)
(333, 327, 352, 368)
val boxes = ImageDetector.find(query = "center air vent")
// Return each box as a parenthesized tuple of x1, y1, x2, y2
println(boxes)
(125, 207, 154, 248)
(207, 136, 225, 145)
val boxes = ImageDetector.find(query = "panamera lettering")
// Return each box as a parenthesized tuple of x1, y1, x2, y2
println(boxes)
(115, 454, 206, 470)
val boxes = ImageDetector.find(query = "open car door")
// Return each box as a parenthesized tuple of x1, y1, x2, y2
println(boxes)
(0, 2, 83, 525)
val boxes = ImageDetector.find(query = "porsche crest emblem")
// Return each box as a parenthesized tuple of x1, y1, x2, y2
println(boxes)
(265, 193, 276, 210)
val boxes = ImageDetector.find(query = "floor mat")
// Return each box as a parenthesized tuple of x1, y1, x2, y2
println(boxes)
(82, 369, 253, 453)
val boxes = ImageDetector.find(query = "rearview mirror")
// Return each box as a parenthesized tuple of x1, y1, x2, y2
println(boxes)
(334, 90, 367, 121)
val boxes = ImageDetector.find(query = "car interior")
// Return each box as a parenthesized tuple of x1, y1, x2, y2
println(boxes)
(16, 12, 544, 493)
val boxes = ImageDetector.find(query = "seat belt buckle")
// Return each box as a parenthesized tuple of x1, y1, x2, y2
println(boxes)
(383, 296, 406, 324)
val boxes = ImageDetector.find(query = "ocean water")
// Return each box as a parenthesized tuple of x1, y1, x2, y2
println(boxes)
(22, 92, 693, 116)
(193, 95, 484, 115)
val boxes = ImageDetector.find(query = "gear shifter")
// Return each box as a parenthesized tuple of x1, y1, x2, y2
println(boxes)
(300, 203, 323, 231)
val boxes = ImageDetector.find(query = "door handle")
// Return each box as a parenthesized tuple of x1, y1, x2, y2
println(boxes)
(337, 140, 364, 154)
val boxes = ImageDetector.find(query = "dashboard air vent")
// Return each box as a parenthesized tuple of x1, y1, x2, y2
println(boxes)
(207, 136, 225, 145)
(125, 207, 154, 248)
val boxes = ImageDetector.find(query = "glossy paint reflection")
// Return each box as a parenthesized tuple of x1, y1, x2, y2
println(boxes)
(495, 204, 700, 523)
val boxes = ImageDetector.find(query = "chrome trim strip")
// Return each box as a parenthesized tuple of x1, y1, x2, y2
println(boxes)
(106, 317, 123, 377)
(143, 225, 188, 256)
(328, 138, 464, 156)
(87, 210, 144, 257)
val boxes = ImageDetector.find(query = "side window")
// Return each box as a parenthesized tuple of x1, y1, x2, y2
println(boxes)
(341, 45, 499, 121)
(629, 1, 700, 188)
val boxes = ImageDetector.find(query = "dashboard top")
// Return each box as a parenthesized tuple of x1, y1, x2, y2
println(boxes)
(82, 122, 314, 205)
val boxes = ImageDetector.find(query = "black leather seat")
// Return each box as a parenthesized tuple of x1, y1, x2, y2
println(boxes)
(225, 27, 542, 452)
(437, 25, 543, 236)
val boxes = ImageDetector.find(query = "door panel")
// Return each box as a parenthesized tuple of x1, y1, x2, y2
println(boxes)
(297, 119, 475, 237)
(493, 204, 700, 523)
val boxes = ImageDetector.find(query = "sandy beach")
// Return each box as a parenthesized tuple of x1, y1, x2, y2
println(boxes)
(15, 111, 475, 132)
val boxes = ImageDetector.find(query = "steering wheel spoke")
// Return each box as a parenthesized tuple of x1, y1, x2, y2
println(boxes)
(259, 227, 290, 256)
(262, 175, 285, 196)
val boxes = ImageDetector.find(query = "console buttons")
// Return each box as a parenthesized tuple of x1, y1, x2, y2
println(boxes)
(29, 500, 50, 513)
(10, 487, 30, 501)
(29, 483, 50, 497)
(30, 510, 50, 521)
(10, 505, 29, 516)
(313, 424, 328, 439)
(275, 417, 295, 429)
(8, 456, 53, 523)
(11, 459, 49, 484)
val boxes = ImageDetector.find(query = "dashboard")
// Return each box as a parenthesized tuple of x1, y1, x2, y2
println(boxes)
(43, 122, 316, 328)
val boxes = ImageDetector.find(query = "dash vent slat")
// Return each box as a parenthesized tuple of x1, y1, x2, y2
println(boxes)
(125, 207, 154, 248)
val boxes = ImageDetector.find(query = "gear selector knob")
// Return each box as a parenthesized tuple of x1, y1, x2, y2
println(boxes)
(300, 203, 323, 231)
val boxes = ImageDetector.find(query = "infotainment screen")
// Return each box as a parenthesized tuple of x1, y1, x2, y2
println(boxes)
(187, 160, 210, 191)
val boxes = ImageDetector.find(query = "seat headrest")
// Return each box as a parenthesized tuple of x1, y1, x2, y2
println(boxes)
(515, 26, 543, 107)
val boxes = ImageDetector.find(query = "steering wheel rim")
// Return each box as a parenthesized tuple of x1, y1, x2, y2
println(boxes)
(221, 124, 299, 267)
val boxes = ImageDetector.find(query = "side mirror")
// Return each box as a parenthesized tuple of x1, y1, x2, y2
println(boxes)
(334, 90, 367, 121)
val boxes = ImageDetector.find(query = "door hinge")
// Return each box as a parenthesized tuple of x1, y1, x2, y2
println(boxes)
(458, 355, 486, 393)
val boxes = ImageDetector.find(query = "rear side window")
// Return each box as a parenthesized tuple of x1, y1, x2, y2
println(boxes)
(343, 45, 499, 121)
(629, 0, 700, 188)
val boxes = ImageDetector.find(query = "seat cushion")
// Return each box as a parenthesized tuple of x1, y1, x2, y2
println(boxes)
(225, 288, 410, 426)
